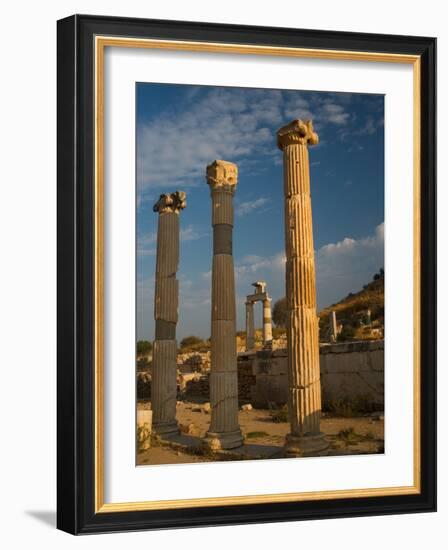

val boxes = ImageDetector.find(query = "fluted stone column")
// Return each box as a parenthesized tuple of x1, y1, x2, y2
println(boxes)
(262, 297, 273, 347)
(277, 120, 328, 456)
(151, 191, 186, 438)
(245, 302, 255, 351)
(204, 160, 243, 450)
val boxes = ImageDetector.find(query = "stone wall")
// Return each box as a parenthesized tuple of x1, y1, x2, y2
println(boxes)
(239, 340, 384, 411)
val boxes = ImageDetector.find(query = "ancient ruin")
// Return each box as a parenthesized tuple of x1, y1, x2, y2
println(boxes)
(137, 118, 384, 465)
(245, 281, 273, 350)
(151, 191, 186, 437)
(203, 160, 244, 450)
(277, 119, 329, 456)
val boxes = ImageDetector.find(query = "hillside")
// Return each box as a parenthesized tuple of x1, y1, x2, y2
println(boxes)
(318, 269, 384, 341)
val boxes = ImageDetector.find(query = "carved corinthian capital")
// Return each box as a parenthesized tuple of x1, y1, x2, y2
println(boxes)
(277, 119, 319, 149)
(153, 191, 187, 214)
(206, 160, 238, 192)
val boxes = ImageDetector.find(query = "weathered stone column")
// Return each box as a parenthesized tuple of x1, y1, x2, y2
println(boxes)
(330, 310, 338, 342)
(204, 160, 243, 450)
(277, 120, 328, 456)
(151, 191, 186, 438)
(262, 297, 273, 347)
(245, 301, 255, 351)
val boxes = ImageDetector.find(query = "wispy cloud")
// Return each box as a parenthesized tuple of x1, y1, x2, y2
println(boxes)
(180, 224, 208, 242)
(235, 196, 270, 217)
(137, 87, 359, 191)
(137, 232, 157, 257)
(137, 224, 206, 258)
(322, 103, 351, 125)
(137, 88, 277, 190)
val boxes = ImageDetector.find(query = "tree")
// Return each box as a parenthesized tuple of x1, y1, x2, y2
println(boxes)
(137, 340, 152, 355)
(180, 335, 203, 349)
(272, 297, 287, 327)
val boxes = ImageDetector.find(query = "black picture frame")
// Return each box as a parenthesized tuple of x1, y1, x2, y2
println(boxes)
(57, 14, 436, 534)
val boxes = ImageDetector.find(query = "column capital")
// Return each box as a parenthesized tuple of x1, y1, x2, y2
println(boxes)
(277, 119, 319, 150)
(206, 160, 238, 193)
(153, 191, 186, 214)
(252, 281, 266, 294)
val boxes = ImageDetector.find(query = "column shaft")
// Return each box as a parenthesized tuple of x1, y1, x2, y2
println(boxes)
(151, 192, 185, 438)
(262, 297, 273, 347)
(245, 302, 255, 351)
(204, 160, 243, 450)
(277, 120, 328, 456)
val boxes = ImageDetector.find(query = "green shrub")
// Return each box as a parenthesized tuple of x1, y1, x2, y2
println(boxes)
(272, 297, 287, 327)
(269, 404, 288, 423)
(246, 431, 269, 439)
(137, 340, 152, 355)
(180, 335, 204, 349)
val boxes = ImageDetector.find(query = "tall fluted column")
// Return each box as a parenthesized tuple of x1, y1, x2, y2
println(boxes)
(277, 120, 328, 456)
(262, 297, 273, 347)
(245, 302, 255, 351)
(151, 191, 186, 438)
(204, 160, 243, 450)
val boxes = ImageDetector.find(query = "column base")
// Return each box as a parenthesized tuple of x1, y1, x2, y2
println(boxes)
(203, 428, 244, 451)
(284, 432, 329, 457)
(152, 420, 179, 439)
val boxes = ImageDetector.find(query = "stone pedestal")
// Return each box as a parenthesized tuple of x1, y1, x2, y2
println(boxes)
(277, 120, 328, 456)
(204, 160, 243, 450)
(151, 191, 186, 438)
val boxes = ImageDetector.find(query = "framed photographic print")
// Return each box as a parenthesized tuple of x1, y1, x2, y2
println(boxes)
(57, 14, 436, 534)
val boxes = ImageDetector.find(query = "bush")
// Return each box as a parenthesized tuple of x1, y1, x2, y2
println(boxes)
(180, 335, 203, 348)
(269, 404, 288, 423)
(137, 340, 152, 355)
(180, 341, 211, 353)
(272, 327, 286, 338)
(272, 297, 287, 327)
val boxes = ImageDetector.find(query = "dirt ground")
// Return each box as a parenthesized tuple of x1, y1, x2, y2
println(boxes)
(137, 400, 384, 466)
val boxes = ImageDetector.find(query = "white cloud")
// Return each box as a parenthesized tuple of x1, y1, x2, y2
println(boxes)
(357, 115, 380, 135)
(234, 223, 384, 314)
(180, 224, 207, 242)
(137, 232, 157, 257)
(137, 87, 357, 191)
(235, 196, 270, 217)
(315, 223, 384, 308)
(137, 88, 277, 190)
(322, 103, 351, 125)
(137, 224, 206, 258)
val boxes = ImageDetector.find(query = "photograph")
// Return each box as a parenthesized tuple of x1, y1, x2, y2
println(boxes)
(135, 83, 385, 465)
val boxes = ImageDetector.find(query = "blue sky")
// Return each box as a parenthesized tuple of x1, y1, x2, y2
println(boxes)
(136, 83, 384, 340)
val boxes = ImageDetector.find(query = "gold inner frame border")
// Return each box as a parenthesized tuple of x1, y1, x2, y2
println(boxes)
(94, 36, 421, 513)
